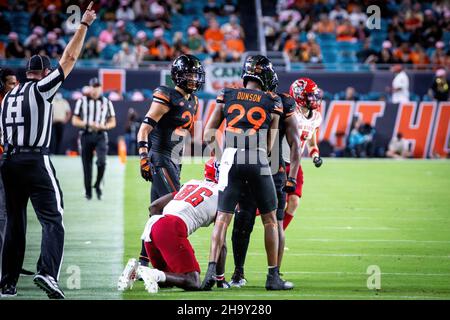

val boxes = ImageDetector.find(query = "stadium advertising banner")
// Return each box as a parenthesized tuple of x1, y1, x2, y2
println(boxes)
(204, 63, 243, 93)
(61, 99, 449, 159)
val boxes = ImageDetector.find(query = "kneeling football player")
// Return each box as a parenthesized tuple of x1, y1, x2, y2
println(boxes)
(118, 159, 227, 293)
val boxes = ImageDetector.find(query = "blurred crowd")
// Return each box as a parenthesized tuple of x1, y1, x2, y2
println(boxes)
(264, 0, 450, 68)
(0, 0, 245, 65)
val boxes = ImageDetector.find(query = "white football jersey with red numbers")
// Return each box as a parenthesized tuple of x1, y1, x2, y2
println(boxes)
(282, 109, 322, 163)
(141, 179, 218, 241)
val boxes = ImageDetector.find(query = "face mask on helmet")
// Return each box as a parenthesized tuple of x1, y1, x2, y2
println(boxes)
(204, 158, 220, 183)
(305, 88, 322, 110)
(184, 72, 205, 92)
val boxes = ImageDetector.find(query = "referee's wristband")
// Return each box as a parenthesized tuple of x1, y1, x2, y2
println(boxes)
(80, 21, 90, 28)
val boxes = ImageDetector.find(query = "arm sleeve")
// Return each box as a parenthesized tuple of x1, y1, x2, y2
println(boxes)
(37, 64, 65, 101)
(152, 86, 171, 107)
(271, 94, 283, 115)
(73, 98, 82, 117)
(216, 88, 226, 103)
(107, 99, 116, 118)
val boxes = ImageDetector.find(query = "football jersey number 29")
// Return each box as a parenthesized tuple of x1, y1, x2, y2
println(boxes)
(174, 184, 213, 207)
(227, 104, 266, 135)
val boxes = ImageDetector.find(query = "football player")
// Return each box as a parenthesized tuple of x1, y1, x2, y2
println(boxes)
(118, 159, 227, 293)
(229, 74, 301, 287)
(283, 78, 323, 230)
(136, 54, 205, 266)
(201, 55, 293, 291)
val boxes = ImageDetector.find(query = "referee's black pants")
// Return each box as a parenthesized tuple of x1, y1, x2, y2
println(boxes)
(0, 152, 64, 286)
(0, 159, 7, 274)
(79, 131, 108, 197)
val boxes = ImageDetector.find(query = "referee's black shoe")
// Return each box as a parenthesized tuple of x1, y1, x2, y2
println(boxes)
(33, 273, 65, 299)
(20, 268, 35, 276)
(1, 284, 17, 297)
(94, 184, 102, 200)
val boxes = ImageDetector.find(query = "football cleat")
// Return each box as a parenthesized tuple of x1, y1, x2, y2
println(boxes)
(136, 266, 159, 294)
(200, 263, 217, 291)
(33, 273, 65, 299)
(229, 269, 247, 288)
(265, 272, 294, 291)
(1, 284, 17, 297)
(117, 258, 139, 291)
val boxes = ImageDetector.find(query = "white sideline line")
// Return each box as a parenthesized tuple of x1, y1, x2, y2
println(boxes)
(299, 216, 450, 221)
(287, 238, 450, 244)
(194, 251, 450, 259)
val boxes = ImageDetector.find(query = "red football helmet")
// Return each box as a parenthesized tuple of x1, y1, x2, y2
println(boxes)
(289, 77, 322, 110)
(204, 158, 219, 183)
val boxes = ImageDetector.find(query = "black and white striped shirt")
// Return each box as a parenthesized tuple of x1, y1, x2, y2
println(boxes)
(73, 96, 115, 130)
(0, 64, 65, 148)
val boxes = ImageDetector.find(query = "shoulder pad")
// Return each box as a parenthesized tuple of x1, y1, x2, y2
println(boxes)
(153, 86, 173, 106)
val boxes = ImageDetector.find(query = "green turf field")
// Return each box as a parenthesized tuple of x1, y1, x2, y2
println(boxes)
(7, 157, 450, 300)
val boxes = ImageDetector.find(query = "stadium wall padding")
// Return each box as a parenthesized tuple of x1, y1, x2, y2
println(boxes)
(60, 100, 450, 159)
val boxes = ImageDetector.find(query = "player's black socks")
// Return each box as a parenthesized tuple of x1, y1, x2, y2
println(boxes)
(139, 241, 150, 266)
(232, 209, 256, 271)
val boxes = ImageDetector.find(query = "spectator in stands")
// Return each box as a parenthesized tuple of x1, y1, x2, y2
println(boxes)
(404, 2, 424, 31)
(5, 32, 25, 58)
(29, 6, 46, 30)
(147, 0, 171, 30)
(263, 15, 281, 50)
(224, 28, 245, 62)
(221, 15, 244, 39)
(146, 28, 172, 61)
(187, 27, 205, 55)
(344, 86, 359, 101)
(43, 31, 63, 59)
(303, 32, 322, 63)
(54, 28, 67, 47)
(82, 36, 101, 59)
(43, 4, 63, 31)
(349, 4, 367, 28)
(25, 26, 45, 48)
(205, 18, 224, 61)
(376, 40, 397, 66)
(190, 18, 207, 35)
(133, 0, 150, 21)
(357, 38, 378, 64)
(172, 31, 188, 58)
(394, 42, 413, 64)
(409, 44, 430, 69)
(336, 18, 356, 42)
(50, 93, 71, 155)
(313, 13, 336, 34)
(279, 7, 302, 34)
(113, 42, 138, 68)
(283, 27, 302, 62)
(114, 20, 132, 44)
(25, 34, 44, 57)
(329, 3, 349, 21)
(431, 41, 447, 67)
(0, 68, 17, 100)
(135, 30, 149, 63)
(390, 64, 410, 104)
(428, 68, 449, 101)
(386, 133, 411, 159)
(116, 0, 135, 21)
(99, 22, 116, 50)
(222, 0, 237, 16)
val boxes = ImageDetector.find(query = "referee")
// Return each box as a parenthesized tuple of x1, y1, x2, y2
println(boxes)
(72, 78, 116, 200)
(0, 3, 96, 299)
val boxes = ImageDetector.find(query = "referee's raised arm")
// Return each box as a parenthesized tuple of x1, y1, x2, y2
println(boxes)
(59, 2, 97, 78)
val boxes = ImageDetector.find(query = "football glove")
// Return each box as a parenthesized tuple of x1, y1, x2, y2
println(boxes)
(282, 177, 297, 193)
(140, 152, 153, 181)
(313, 156, 323, 168)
